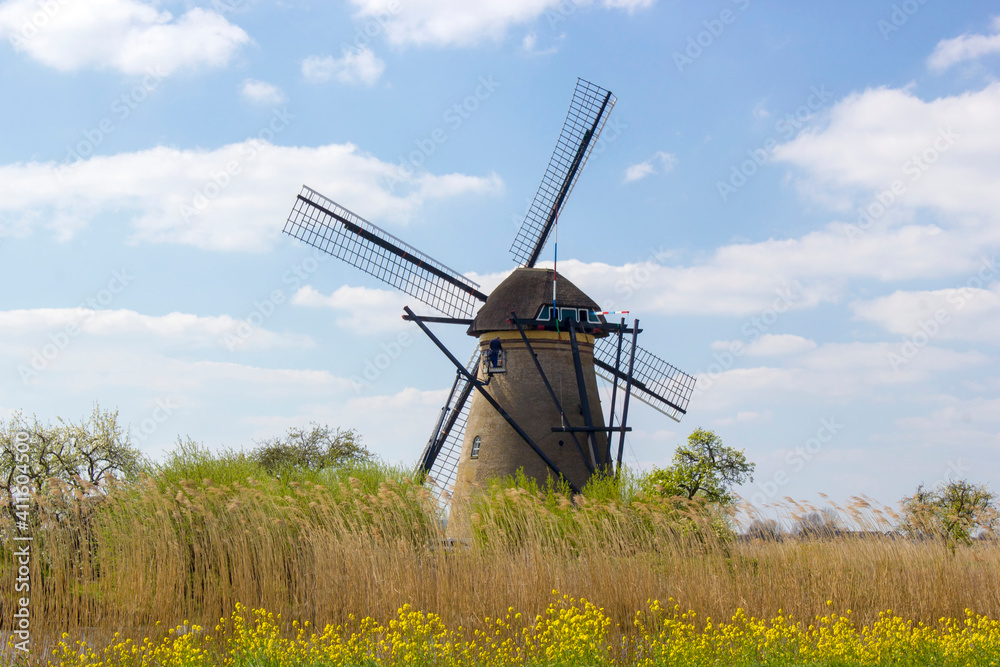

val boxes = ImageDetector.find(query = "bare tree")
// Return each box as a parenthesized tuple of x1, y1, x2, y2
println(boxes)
(745, 518, 783, 541)
(793, 508, 842, 538)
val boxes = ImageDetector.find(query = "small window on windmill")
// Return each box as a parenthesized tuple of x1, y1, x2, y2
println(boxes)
(470, 436, 482, 459)
(579, 308, 588, 322)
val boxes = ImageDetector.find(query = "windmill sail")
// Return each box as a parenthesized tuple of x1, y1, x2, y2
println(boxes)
(420, 347, 480, 509)
(285, 186, 487, 319)
(593, 335, 696, 423)
(510, 79, 617, 268)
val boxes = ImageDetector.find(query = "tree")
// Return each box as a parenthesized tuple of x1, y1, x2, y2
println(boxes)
(0, 404, 144, 502)
(250, 423, 372, 476)
(744, 518, 783, 541)
(900, 480, 997, 548)
(793, 508, 842, 539)
(640, 428, 755, 506)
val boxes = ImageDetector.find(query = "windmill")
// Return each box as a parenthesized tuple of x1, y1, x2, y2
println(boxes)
(281, 79, 696, 535)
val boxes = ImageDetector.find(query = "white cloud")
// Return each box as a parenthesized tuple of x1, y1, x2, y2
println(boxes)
(773, 82, 1000, 220)
(624, 151, 676, 183)
(292, 285, 414, 333)
(713, 334, 818, 357)
(521, 31, 561, 56)
(694, 341, 987, 411)
(241, 79, 287, 106)
(745, 334, 818, 356)
(302, 46, 385, 86)
(350, 0, 653, 48)
(0, 139, 504, 252)
(752, 99, 770, 120)
(497, 194, 997, 318)
(715, 410, 772, 426)
(623, 162, 654, 183)
(927, 16, 1000, 72)
(851, 272, 1000, 345)
(0, 0, 250, 75)
(895, 397, 1000, 433)
(0, 308, 312, 352)
(0, 302, 457, 464)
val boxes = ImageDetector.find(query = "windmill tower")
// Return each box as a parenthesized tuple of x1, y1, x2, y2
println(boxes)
(281, 80, 697, 534)
(446, 268, 611, 537)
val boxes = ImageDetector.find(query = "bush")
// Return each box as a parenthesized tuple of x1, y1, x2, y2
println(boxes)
(249, 423, 372, 477)
(151, 436, 264, 487)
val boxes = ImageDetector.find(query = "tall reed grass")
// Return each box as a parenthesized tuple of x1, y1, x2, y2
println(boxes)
(1, 453, 997, 665)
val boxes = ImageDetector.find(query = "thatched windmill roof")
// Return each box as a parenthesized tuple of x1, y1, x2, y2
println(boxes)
(467, 267, 605, 336)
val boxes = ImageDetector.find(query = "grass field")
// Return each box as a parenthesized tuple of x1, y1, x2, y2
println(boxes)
(2, 450, 998, 666)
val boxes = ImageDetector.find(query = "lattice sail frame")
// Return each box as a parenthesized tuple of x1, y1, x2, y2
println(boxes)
(510, 79, 617, 267)
(593, 335, 697, 423)
(285, 186, 485, 319)
(422, 347, 480, 513)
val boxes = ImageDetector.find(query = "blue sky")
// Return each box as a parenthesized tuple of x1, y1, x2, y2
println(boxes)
(1, 0, 998, 509)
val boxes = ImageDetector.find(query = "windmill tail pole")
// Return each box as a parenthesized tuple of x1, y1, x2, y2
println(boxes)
(553, 213, 560, 335)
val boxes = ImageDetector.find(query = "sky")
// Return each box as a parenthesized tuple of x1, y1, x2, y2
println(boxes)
(0, 0, 998, 510)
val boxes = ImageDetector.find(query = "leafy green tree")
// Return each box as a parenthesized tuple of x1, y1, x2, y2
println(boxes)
(900, 480, 997, 548)
(0, 404, 144, 502)
(640, 428, 755, 506)
(250, 423, 372, 476)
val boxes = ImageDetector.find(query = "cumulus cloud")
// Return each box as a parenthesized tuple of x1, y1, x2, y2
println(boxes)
(292, 285, 413, 333)
(302, 46, 385, 86)
(0, 138, 504, 252)
(773, 82, 1000, 220)
(851, 266, 1000, 345)
(0, 0, 250, 75)
(521, 31, 561, 56)
(0, 301, 456, 463)
(240, 79, 287, 106)
(0, 308, 313, 352)
(623, 151, 677, 183)
(715, 410, 772, 426)
(349, 0, 654, 48)
(712, 334, 818, 357)
(693, 341, 987, 411)
(542, 219, 986, 317)
(927, 16, 1000, 72)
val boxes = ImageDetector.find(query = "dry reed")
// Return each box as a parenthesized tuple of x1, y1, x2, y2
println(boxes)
(1, 469, 998, 665)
